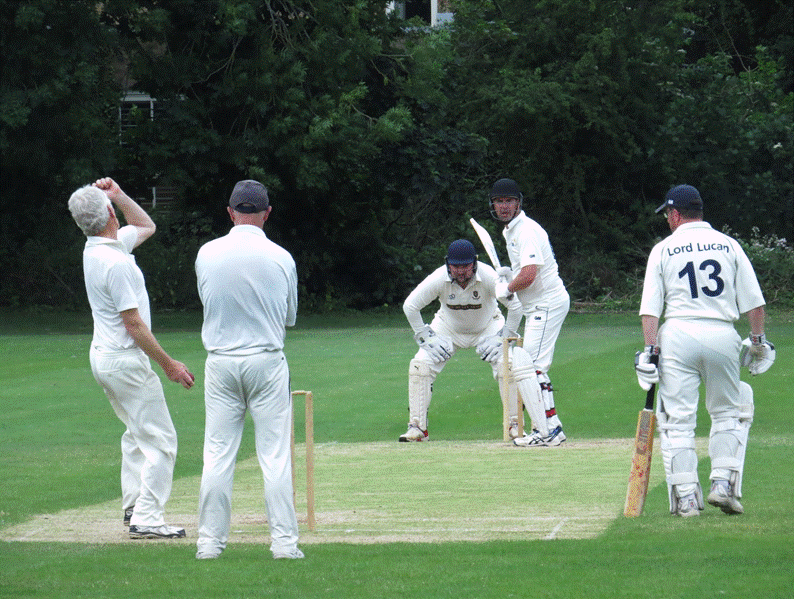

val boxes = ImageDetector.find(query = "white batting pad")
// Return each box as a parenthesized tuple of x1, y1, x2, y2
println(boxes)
(408, 359, 433, 431)
(510, 347, 548, 436)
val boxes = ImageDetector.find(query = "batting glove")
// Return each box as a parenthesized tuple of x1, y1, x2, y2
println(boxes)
(634, 345, 660, 391)
(414, 324, 453, 363)
(496, 266, 512, 280)
(739, 335, 776, 375)
(494, 279, 511, 301)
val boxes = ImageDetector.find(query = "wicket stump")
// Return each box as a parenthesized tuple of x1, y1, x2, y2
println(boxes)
(291, 390, 316, 532)
(501, 337, 524, 442)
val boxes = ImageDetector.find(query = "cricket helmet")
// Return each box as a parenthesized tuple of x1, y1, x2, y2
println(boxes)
(445, 239, 478, 278)
(446, 239, 477, 264)
(489, 178, 523, 223)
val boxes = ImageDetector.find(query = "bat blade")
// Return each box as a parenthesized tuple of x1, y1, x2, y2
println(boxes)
(624, 353, 658, 518)
(623, 407, 656, 517)
(469, 218, 500, 269)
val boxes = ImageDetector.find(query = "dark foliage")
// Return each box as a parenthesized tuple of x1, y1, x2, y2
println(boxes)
(1, 0, 791, 310)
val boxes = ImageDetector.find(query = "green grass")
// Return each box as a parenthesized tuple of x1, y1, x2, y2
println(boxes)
(1, 309, 793, 598)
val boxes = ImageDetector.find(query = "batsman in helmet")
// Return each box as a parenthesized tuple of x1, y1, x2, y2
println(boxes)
(490, 178, 570, 447)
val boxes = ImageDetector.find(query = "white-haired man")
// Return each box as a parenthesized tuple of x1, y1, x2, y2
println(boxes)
(635, 184, 773, 517)
(68, 177, 194, 540)
(490, 178, 570, 447)
(400, 239, 523, 441)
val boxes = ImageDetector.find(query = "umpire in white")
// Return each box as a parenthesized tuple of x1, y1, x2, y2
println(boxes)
(195, 180, 303, 559)
(636, 184, 774, 517)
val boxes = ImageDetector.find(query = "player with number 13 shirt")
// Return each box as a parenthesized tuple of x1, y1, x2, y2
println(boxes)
(637, 184, 771, 518)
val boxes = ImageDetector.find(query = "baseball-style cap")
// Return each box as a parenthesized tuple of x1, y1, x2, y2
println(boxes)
(489, 178, 523, 200)
(447, 239, 477, 265)
(655, 184, 704, 213)
(229, 180, 269, 213)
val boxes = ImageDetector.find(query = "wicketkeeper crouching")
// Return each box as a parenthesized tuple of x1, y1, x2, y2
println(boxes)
(400, 239, 523, 441)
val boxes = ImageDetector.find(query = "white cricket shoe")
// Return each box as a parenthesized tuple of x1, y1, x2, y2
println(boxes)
(674, 494, 701, 517)
(399, 423, 429, 442)
(129, 524, 186, 539)
(273, 548, 305, 559)
(707, 480, 744, 515)
(196, 550, 221, 560)
(513, 425, 566, 447)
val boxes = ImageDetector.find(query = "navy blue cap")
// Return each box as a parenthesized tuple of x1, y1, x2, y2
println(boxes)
(656, 185, 704, 213)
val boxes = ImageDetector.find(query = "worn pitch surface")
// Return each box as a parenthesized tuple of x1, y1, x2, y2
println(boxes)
(3, 439, 665, 544)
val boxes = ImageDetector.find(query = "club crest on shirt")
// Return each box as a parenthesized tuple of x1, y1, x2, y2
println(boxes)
(472, 291, 480, 299)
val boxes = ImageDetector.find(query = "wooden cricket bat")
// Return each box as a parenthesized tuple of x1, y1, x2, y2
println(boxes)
(623, 356, 659, 517)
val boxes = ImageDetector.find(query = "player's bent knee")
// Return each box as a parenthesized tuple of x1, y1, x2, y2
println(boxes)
(409, 359, 432, 377)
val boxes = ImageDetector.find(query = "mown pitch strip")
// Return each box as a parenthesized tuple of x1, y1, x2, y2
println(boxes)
(3, 439, 663, 544)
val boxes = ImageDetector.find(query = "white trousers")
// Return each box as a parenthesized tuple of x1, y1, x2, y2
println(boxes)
(90, 347, 178, 527)
(415, 313, 505, 377)
(197, 351, 298, 556)
(519, 292, 570, 373)
(657, 318, 743, 497)
(408, 316, 504, 430)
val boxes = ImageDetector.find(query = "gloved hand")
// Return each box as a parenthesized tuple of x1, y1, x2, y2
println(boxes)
(476, 327, 519, 364)
(495, 279, 512, 301)
(476, 335, 503, 364)
(414, 324, 453, 363)
(739, 334, 776, 375)
(496, 266, 512, 280)
(634, 345, 659, 391)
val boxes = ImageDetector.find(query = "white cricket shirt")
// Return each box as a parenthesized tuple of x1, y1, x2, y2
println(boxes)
(502, 211, 567, 307)
(83, 226, 150, 351)
(195, 225, 297, 355)
(403, 262, 514, 334)
(640, 221, 765, 322)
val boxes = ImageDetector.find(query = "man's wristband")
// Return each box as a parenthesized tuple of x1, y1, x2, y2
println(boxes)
(750, 333, 766, 345)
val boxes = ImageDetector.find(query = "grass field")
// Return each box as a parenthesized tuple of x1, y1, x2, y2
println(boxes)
(1, 308, 792, 598)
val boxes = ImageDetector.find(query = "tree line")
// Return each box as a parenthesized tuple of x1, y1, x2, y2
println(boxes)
(1, 0, 792, 311)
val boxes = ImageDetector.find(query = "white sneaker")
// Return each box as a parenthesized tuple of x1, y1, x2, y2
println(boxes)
(129, 524, 186, 539)
(399, 423, 429, 442)
(196, 550, 221, 559)
(273, 548, 305, 559)
(674, 494, 701, 517)
(513, 429, 546, 446)
(545, 425, 566, 446)
(513, 425, 566, 447)
(707, 480, 744, 515)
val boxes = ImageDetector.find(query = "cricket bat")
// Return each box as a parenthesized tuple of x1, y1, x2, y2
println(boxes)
(623, 356, 659, 517)
(469, 218, 501, 269)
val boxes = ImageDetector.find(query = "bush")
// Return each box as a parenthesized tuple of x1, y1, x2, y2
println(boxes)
(725, 226, 794, 307)
(133, 210, 216, 311)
